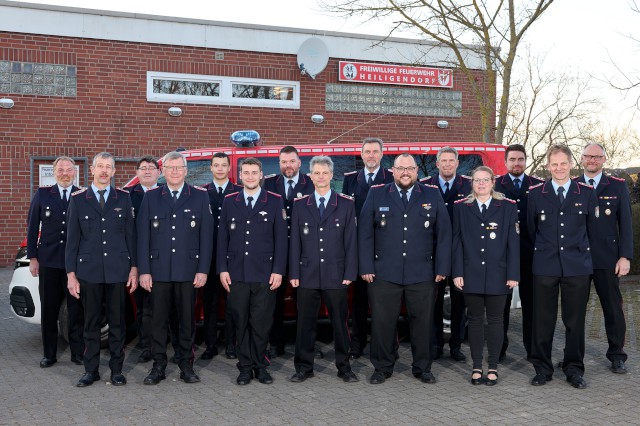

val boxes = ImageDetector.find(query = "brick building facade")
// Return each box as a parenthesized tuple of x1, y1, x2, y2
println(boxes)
(0, 1, 491, 266)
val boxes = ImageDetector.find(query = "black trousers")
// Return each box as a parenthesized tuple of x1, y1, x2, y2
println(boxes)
(202, 274, 236, 348)
(149, 281, 196, 370)
(39, 266, 84, 359)
(503, 257, 534, 357)
(79, 281, 125, 374)
(531, 275, 590, 377)
(349, 277, 369, 353)
(369, 279, 436, 375)
(229, 281, 276, 372)
(592, 269, 627, 362)
(434, 277, 465, 350)
(295, 288, 351, 374)
(133, 285, 151, 350)
(465, 293, 507, 370)
(269, 278, 287, 351)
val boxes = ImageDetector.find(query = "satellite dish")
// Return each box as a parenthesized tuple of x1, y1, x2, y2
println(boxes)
(297, 37, 329, 80)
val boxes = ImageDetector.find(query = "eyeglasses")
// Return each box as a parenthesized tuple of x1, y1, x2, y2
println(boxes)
(472, 178, 493, 184)
(393, 166, 417, 173)
(138, 167, 158, 172)
(163, 166, 187, 172)
(582, 155, 605, 161)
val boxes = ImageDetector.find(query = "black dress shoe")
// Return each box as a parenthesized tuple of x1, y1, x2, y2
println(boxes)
(40, 357, 57, 368)
(200, 346, 218, 360)
(110, 373, 127, 386)
(369, 370, 391, 384)
(530, 373, 553, 386)
(76, 372, 100, 387)
(255, 369, 273, 384)
(450, 348, 467, 362)
(566, 374, 587, 389)
(337, 370, 359, 383)
(414, 371, 436, 384)
(225, 345, 237, 359)
(137, 350, 152, 363)
(143, 367, 166, 385)
(180, 366, 201, 383)
(348, 351, 362, 360)
(70, 354, 83, 365)
(290, 371, 314, 383)
(611, 360, 627, 374)
(471, 369, 483, 385)
(236, 371, 252, 385)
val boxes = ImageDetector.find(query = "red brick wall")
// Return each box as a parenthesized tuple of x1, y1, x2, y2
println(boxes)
(0, 31, 489, 266)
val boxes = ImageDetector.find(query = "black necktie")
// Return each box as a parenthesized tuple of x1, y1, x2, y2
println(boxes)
(401, 190, 408, 208)
(513, 178, 521, 191)
(247, 196, 253, 210)
(218, 186, 223, 197)
(367, 172, 374, 185)
(172, 190, 178, 203)
(444, 181, 450, 195)
(481, 203, 487, 217)
(589, 178, 595, 188)
(319, 197, 326, 218)
(62, 188, 68, 204)
(98, 189, 106, 209)
(287, 180, 294, 200)
(557, 186, 565, 204)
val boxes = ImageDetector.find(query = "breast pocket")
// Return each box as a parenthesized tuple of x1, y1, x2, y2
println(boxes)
(185, 212, 202, 232)
(40, 207, 54, 223)
(80, 215, 96, 234)
(262, 214, 274, 233)
(150, 214, 166, 233)
(419, 209, 434, 230)
(110, 210, 126, 231)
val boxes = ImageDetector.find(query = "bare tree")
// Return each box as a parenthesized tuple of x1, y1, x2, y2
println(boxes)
(582, 121, 640, 170)
(321, 0, 555, 144)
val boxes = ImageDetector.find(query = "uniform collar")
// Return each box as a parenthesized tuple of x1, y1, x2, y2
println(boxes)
(314, 190, 332, 206)
(91, 183, 110, 199)
(243, 188, 262, 204)
(583, 172, 602, 188)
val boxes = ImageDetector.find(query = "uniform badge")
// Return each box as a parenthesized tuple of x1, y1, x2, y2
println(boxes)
(515, 223, 520, 235)
(131, 207, 135, 218)
(297, 192, 302, 198)
(424, 221, 430, 229)
(539, 210, 546, 222)
(191, 220, 196, 228)
(114, 207, 122, 212)
(595, 206, 600, 218)
(45, 208, 51, 217)
(303, 223, 309, 235)
(490, 232, 496, 239)
(605, 208, 611, 216)
(422, 204, 431, 210)
(282, 209, 287, 220)
(380, 214, 387, 228)
(259, 211, 267, 216)
(152, 220, 159, 228)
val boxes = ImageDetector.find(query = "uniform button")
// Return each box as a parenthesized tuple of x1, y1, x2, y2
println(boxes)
(403, 253, 406, 256)
(63, 212, 66, 215)
(517, 199, 521, 202)
(320, 248, 324, 251)
(287, 216, 290, 220)
(102, 218, 105, 221)
(217, 216, 220, 220)
(196, 255, 199, 258)
(247, 221, 250, 224)
(404, 227, 407, 231)
(173, 214, 176, 218)
(404, 214, 407, 218)
(481, 249, 484, 252)
(79, 259, 82, 262)
(60, 240, 63, 243)
(172, 226, 175, 229)
(246, 241, 249, 245)
(103, 241, 106, 245)
(61, 230, 64, 234)
(104, 253, 107, 256)
(481, 236, 485, 239)
(481, 223, 484, 226)
(403, 240, 406, 243)
(246, 231, 250, 234)
(560, 247, 564, 250)
(481, 261, 485, 265)
(287, 206, 290, 209)
(103, 230, 106, 233)
(172, 237, 176, 241)
(560, 235, 564, 238)
(319, 239, 323, 242)
(62, 221, 65, 224)
(445, 203, 449, 206)
(172, 249, 176, 252)
(560, 212, 564, 216)
(218, 207, 222, 210)
(321, 259, 324, 262)
(320, 228, 323, 231)
(517, 210, 521, 213)
(245, 252, 249, 255)
(560, 223, 564, 227)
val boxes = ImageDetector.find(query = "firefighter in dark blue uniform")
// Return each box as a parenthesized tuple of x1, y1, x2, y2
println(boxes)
(123, 155, 161, 363)
(493, 144, 543, 360)
(452, 166, 520, 386)
(528, 144, 598, 389)
(359, 153, 451, 385)
(66, 152, 137, 388)
(420, 146, 471, 362)
(217, 157, 288, 385)
(575, 143, 633, 374)
(288, 156, 359, 383)
(342, 137, 394, 359)
(200, 152, 243, 360)
(263, 145, 314, 356)
(27, 156, 84, 368)
(137, 151, 214, 385)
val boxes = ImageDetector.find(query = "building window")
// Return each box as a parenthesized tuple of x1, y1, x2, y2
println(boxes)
(0, 61, 77, 97)
(147, 72, 299, 109)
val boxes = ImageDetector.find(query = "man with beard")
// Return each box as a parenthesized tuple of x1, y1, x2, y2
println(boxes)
(342, 137, 394, 359)
(421, 146, 471, 362)
(124, 155, 161, 363)
(66, 152, 137, 387)
(574, 143, 632, 374)
(359, 153, 451, 384)
(493, 144, 543, 361)
(263, 146, 314, 356)
(27, 156, 84, 368)
(217, 158, 288, 385)
(200, 152, 243, 360)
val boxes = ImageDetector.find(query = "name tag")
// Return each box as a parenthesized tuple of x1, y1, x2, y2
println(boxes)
(379, 207, 390, 212)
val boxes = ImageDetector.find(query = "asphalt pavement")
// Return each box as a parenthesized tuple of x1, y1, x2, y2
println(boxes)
(2, 266, 639, 425)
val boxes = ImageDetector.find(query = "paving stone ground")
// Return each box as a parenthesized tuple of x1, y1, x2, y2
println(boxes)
(2, 267, 640, 425)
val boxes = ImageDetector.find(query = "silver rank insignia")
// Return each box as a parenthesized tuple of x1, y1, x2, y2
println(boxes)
(380, 214, 386, 228)
(259, 211, 267, 216)
(191, 220, 196, 228)
(424, 221, 430, 229)
(605, 208, 611, 216)
(490, 232, 496, 239)
(515, 223, 520, 235)
(152, 220, 159, 228)
(595, 206, 600, 218)
(303, 223, 309, 235)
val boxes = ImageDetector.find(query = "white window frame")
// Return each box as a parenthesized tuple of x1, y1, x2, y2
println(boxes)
(147, 71, 300, 109)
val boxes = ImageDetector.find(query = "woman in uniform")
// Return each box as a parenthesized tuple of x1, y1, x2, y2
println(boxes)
(452, 166, 519, 386)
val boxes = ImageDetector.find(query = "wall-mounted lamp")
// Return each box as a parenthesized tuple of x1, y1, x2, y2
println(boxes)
(436, 120, 449, 129)
(311, 114, 324, 124)
(168, 106, 183, 117)
(0, 98, 15, 109)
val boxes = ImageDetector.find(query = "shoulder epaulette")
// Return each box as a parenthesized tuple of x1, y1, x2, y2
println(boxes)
(148, 186, 161, 191)
(193, 185, 207, 191)
(578, 181, 593, 188)
(386, 168, 393, 174)
(344, 170, 357, 176)
(609, 176, 625, 182)
(529, 182, 544, 190)
(338, 193, 354, 201)
(225, 192, 239, 198)
(495, 175, 502, 179)
(461, 175, 472, 180)
(370, 183, 385, 189)
(266, 190, 282, 198)
(115, 187, 129, 193)
(294, 194, 310, 202)
(71, 187, 87, 196)
(264, 174, 277, 179)
(454, 198, 467, 204)
(40, 184, 53, 188)
(503, 197, 516, 204)
(422, 183, 438, 189)
(419, 177, 430, 182)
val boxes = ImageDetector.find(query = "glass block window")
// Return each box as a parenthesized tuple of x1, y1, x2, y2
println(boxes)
(0, 61, 77, 97)
(147, 72, 299, 109)
(325, 83, 462, 117)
